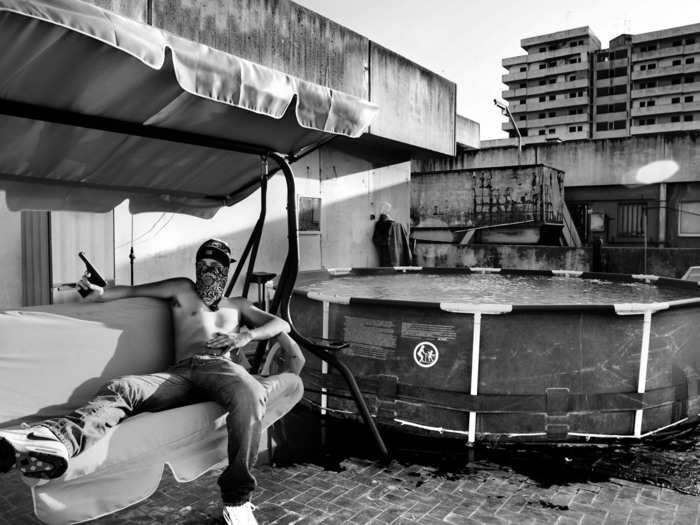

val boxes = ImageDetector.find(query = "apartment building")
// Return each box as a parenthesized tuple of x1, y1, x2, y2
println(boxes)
(502, 23, 700, 142)
(501, 27, 601, 143)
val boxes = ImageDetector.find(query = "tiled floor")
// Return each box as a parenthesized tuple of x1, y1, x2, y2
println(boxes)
(2, 412, 700, 524)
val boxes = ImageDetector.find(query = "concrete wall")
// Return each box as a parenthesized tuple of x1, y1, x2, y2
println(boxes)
(152, 0, 456, 155)
(0, 193, 22, 308)
(414, 243, 590, 271)
(113, 148, 411, 290)
(320, 149, 410, 268)
(417, 134, 700, 188)
(602, 247, 700, 278)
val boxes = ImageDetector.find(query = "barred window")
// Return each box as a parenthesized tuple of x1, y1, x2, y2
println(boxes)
(617, 202, 646, 237)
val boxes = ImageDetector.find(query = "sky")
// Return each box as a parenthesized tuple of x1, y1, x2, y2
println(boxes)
(294, 0, 700, 140)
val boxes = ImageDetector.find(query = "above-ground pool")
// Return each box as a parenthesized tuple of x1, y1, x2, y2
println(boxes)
(290, 267, 700, 443)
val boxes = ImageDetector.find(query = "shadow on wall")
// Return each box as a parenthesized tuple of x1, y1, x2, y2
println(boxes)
(112, 176, 412, 293)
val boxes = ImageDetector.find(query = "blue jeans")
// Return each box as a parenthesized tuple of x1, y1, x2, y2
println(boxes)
(40, 355, 303, 505)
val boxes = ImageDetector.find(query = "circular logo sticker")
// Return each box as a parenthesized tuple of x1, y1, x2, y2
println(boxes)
(413, 341, 439, 368)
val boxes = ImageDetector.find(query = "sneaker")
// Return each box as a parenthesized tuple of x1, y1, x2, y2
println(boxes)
(223, 502, 258, 525)
(0, 426, 69, 480)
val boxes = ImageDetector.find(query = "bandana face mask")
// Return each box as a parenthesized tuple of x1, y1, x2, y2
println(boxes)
(195, 260, 229, 310)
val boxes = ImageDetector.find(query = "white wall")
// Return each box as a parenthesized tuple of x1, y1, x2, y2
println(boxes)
(113, 153, 324, 297)
(320, 148, 410, 269)
(112, 148, 412, 294)
(0, 192, 22, 308)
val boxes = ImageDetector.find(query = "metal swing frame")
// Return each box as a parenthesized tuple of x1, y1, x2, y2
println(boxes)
(0, 97, 388, 459)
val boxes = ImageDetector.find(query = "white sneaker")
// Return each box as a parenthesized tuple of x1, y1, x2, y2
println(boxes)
(0, 426, 69, 480)
(223, 502, 258, 525)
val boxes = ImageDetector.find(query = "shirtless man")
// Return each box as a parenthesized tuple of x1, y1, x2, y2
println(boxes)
(0, 239, 305, 525)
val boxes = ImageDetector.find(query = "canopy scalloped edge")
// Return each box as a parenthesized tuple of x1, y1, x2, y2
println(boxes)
(0, 0, 378, 139)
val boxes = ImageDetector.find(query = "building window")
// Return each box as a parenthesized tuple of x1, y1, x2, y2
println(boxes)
(596, 122, 608, 131)
(298, 196, 321, 232)
(596, 87, 609, 96)
(568, 57, 581, 64)
(686, 95, 694, 102)
(549, 94, 556, 100)
(613, 49, 628, 59)
(640, 64, 647, 71)
(520, 99, 527, 104)
(617, 203, 647, 237)
(569, 75, 576, 81)
(577, 125, 583, 131)
(548, 78, 556, 84)
(569, 126, 577, 132)
(647, 63, 656, 70)
(673, 40, 683, 47)
(672, 115, 681, 122)
(539, 79, 547, 85)
(687, 38, 696, 45)
(519, 83, 526, 88)
(686, 75, 695, 83)
(520, 66, 527, 72)
(539, 129, 546, 135)
(539, 47, 547, 52)
(539, 96, 546, 102)
(548, 128, 556, 134)
(548, 111, 556, 117)
(684, 114, 694, 121)
(672, 97, 681, 103)
(518, 115, 526, 121)
(679, 201, 700, 236)
(539, 64, 547, 70)
(613, 120, 626, 129)
(597, 52, 609, 62)
(672, 77, 682, 85)
(547, 61, 557, 68)
(672, 59, 682, 66)
(613, 85, 627, 95)
(538, 112, 546, 118)
(647, 100, 655, 107)
(687, 57, 695, 64)
(640, 101, 646, 107)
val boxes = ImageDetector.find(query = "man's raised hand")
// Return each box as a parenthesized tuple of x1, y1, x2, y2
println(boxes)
(77, 272, 104, 300)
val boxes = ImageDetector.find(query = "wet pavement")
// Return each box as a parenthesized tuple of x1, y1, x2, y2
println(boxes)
(2, 409, 700, 524)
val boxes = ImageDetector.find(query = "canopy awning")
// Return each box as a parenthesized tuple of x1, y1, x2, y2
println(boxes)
(0, 0, 378, 217)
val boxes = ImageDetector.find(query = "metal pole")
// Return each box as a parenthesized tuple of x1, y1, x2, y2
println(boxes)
(643, 206, 648, 274)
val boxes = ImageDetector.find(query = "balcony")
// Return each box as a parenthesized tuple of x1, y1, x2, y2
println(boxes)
(631, 61, 700, 80)
(513, 96, 590, 113)
(593, 111, 627, 122)
(503, 78, 589, 100)
(631, 120, 700, 135)
(631, 42, 700, 62)
(502, 61, 589, 83)
(593, 128, 629, 139)
(594, 93, 628, 105)
(503, 47, 586, 67)
(522, 130, 589, 144)
(502, 112, 588, 131)
(631, 80, 700, 98)
(631, 100, 700, 117)
(594, 57, 629, 70)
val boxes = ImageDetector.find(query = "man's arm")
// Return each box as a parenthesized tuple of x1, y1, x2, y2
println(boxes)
(78, 275, 189, 302)
(271, 331, 306, 375)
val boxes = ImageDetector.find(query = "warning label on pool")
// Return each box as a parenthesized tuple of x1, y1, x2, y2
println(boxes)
(343, 316, 397, 359)
(401, 322, 456, 342)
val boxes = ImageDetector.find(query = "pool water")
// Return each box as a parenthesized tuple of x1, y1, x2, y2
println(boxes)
(301, 273, 700, 305)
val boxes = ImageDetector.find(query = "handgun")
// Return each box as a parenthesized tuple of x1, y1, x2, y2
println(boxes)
(77, 252, 107, 297)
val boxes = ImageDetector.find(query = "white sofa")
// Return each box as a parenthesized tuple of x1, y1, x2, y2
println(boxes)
(0, 297, 285, 524)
